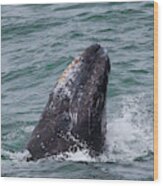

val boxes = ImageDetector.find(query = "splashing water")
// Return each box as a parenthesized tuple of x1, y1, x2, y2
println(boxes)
(1, 2, 154, 180)
(2, 93, 153, 165)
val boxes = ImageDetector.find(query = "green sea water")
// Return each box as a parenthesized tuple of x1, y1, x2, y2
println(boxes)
(1, 1, 154, 180)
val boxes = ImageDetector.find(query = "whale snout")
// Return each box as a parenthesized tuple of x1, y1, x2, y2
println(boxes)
(83, 44, 101, 56)
(81, 44, 110, 72)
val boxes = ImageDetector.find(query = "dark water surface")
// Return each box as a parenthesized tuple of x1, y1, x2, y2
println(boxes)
(1, 1, 154, 180)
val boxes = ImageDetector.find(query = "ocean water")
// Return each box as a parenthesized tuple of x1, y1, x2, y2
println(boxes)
(1, 1, 154, 180)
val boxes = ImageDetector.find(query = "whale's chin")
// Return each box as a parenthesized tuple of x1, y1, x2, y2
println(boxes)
(27, 44, 111, 160)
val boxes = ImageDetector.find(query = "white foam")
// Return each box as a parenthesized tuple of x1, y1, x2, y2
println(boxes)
(105, 93, 153, 162)
(24, 125, 35, 133)
(2, 149, 31, 162)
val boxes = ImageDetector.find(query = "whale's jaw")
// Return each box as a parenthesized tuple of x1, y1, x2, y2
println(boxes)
(27, 44, 110, 160)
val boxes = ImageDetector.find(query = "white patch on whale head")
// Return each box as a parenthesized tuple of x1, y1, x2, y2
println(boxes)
(53, 56, 82, 98)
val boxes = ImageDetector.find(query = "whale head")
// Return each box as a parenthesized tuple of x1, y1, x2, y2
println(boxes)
(27, 44, 111, 160)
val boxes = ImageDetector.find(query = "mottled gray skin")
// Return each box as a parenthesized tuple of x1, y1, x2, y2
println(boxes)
(27, 44, 110, 160)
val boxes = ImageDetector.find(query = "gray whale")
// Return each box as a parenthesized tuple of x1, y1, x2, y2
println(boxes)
(27, 44, 110, 160)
